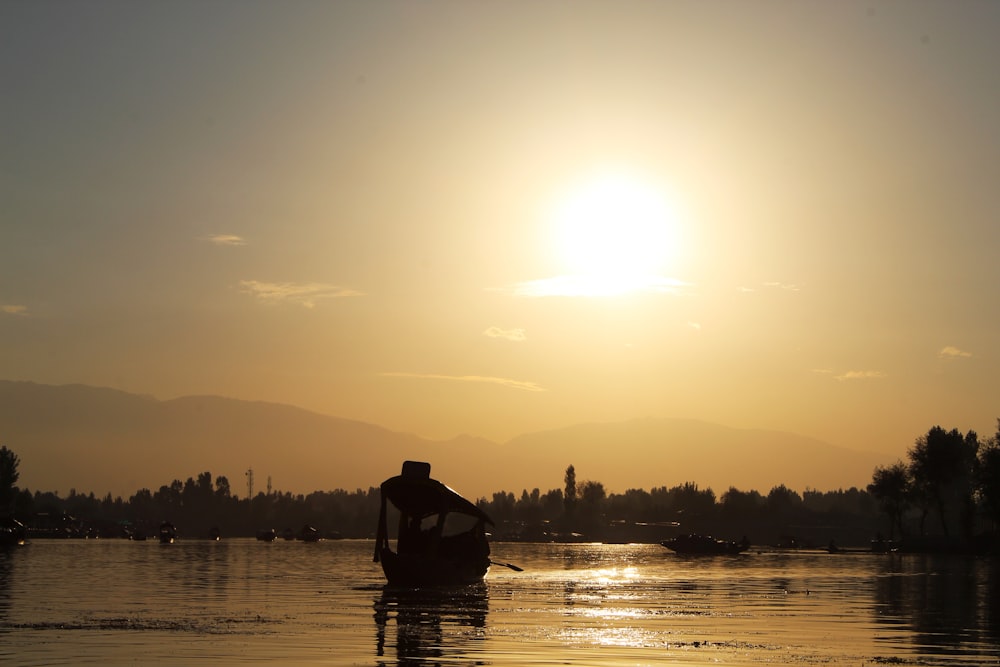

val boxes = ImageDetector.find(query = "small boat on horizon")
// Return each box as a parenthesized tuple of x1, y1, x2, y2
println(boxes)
(299, 524, 320, 542)
(661, 533, 750, 555)
(158, 521, 177, 544)
(374, 461, 495, 587)
(1, 516, 27, 547)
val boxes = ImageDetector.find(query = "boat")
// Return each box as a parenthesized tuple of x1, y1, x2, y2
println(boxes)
(256, 528, 277, 542)
(1, 516, 27, 547)
(660, 533, 750, 555)
(158, 521, 177, 544)
(374, 461, 494, 586)
(299, 524, 320, 542)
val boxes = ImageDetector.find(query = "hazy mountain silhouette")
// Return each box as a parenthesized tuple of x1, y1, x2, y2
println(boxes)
(0, 380, 890, 500)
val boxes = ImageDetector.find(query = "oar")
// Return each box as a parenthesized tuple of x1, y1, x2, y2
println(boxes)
(490, 560, 524, 572)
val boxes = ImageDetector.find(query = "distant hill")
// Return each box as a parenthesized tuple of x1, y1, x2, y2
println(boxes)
(0, 380, 890, 500)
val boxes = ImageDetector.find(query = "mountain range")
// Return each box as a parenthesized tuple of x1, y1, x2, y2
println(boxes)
(0, 380, 891, 500)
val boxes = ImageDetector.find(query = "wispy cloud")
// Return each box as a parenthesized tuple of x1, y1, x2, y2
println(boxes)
(484, 327, 526, 342)
(1, 304, 27, 316)
(239, 280, 362, 308)
(835, 370, 887, 381)
(939, 346, 972, 359)
(498, 274, 687, 298)
(687, 321, 701, 330)
(763, 281, 801, 291)
(204, 234, 247, 246)
(382, 372, 545, 392)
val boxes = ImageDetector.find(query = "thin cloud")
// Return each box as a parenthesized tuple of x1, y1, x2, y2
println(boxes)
(763, 281, 801, 291)
(382, 372, 545, 392)
(835, 370, 886, 381)
(484, 327, 526, 342)
(204, 234, 247, 246)
(1, 304, 27, 316)
(499, 274, 687, 298)
(687, 321, 701, 330)
(239, 280, 362, 308)
(939, 346, 972, 359)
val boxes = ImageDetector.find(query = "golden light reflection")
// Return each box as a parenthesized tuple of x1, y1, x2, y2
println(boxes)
(585, 566, 642, 585)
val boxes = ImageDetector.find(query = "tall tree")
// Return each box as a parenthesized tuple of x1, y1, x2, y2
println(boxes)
(908, 426, 979, 538)
(0, 445, 20, 510)
(563, 465, 577, 522)
(978, 419, 1000, 530)
(867, 461, 910, 540)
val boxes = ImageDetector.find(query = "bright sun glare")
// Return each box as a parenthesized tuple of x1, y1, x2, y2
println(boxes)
(547, 169, 681, 296)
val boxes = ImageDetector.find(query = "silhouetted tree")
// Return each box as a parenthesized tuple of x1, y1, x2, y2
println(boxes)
(540, 488, 563, 520)
(563, 465, 577, 521)
(215, 476, 231, 500)
(670, 482, 716, 518)
(766, 484, 802, 515)
(978, 420, 1000, 530)
(0, 445, 20, 510)
(908, 426, 979, 538)
(607, 488, 653, 522)
(720, 487, 764, 521)
(514, 488, 543, 525)
(490, 491, 516, 525)
(868, 461, 910, 540)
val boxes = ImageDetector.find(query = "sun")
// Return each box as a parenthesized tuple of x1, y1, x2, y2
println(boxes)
(546, 169, 681, 296)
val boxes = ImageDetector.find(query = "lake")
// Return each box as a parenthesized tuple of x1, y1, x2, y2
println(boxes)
(2, 539, 998, 665)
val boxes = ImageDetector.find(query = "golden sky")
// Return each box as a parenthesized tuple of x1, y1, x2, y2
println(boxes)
(2, 1, 999, 465)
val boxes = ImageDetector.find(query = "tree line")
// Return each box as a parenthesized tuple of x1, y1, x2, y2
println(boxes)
(2, 419, 998, 550)
(867, 421, 1000, 550)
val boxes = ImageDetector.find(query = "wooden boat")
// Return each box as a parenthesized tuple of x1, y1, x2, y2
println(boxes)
(660, 533, 750, 555)
(1, 516, 27, 547)
(374, 461, 494, 587)
(158, 521, 177, 544)
(299, 524, 320, 542)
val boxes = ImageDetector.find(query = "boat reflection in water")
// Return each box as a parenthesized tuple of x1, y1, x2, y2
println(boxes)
(373, 583, 489, 662)
(374, 461, 494, 586)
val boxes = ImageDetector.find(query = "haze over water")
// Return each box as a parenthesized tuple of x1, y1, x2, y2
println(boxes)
(3, 540, 999, 666)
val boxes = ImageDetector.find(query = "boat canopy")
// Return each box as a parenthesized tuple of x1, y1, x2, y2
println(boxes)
(380, 468, 493, 525)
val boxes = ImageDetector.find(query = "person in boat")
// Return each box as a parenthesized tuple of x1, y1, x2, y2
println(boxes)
(374, 461, 494, 586)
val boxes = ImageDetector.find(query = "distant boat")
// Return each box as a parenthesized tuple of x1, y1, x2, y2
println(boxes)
(209, 526, 221, 541)
(299, 524, 320, 542)
(158, 521, 177, 544)
(661, 533, 750, 555)
(374, 461, 494, 586)
(256, 528, 277, 542)
(1, 516, 27, 547)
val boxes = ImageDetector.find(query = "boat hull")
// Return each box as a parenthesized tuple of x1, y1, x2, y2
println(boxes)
(661, 534, 749, 555)
(378, 547, 490, 587)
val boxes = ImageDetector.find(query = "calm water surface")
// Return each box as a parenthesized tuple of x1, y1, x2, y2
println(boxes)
(2, 539, 998, 665)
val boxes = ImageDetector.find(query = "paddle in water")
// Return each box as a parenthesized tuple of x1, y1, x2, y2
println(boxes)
(490, 560, 524, 572)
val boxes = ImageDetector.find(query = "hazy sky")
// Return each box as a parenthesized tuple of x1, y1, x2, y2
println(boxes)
(3, 1, 999, 460)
